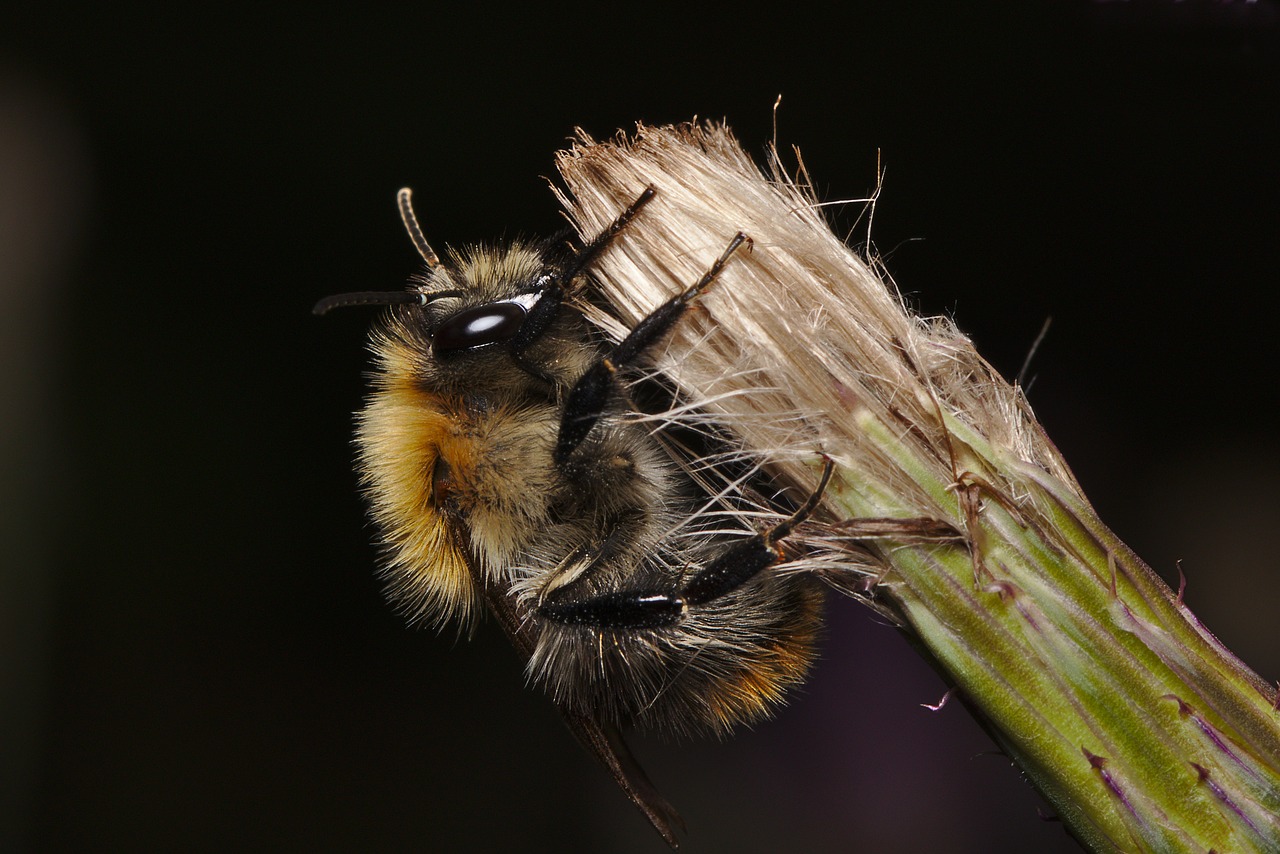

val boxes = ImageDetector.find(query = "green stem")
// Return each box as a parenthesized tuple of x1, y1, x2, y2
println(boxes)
(838, 407, 1280, 852)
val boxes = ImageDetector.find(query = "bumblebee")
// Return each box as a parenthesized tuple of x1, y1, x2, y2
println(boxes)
(316, 187, 833, 843)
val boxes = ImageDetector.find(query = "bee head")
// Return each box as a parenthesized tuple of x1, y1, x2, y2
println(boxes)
(314, 188, 592, 391)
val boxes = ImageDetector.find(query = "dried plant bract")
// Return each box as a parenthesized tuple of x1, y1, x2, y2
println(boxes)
(552, 122, 1280, 853)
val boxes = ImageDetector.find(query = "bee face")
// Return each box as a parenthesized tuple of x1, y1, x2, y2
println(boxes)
(319, 187, 834, 843)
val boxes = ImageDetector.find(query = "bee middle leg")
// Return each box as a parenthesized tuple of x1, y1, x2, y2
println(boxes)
(537, 459, 834, 630)
(553, 232, 749, 465)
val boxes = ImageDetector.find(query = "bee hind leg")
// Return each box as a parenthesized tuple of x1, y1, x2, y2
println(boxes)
(537, 459, 833, 629)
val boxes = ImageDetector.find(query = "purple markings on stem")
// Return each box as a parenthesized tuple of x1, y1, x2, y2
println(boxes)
(1162, 694, 1266, 786)
(1192, 763, 1261, 837)
(1082, 747, 1139, 819)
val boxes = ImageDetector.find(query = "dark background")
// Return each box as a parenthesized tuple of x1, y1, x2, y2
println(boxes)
(4, 2, 1278, 852)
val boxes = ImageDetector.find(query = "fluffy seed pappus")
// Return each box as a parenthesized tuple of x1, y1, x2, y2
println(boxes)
(315, 185, 840, 846)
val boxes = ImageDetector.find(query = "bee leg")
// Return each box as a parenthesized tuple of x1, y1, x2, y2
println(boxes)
(565, 186, 657, 281)
(554, 232, 749, 464)
(676, 456, 834, 604)
(508, 187, 658, 381)
(538, 459, 833, 629)
(508, 287, 565, 386)
(538, 589, 686, 630)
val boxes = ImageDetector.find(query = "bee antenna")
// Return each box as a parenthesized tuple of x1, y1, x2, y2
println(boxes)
(312, 291, 427, 316)
(397, 187, 441, 268)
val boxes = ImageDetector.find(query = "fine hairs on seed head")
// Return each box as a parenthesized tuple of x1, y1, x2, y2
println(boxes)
(554, 122, 1079, 538)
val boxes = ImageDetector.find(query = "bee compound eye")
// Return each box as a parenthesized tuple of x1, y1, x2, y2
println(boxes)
(432, 302, 527, 356)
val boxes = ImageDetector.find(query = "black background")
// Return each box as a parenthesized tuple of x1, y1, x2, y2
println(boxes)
(4, 2, 1279, 852)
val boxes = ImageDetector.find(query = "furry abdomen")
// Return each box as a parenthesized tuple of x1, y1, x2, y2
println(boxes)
(530, 571, 824, 736)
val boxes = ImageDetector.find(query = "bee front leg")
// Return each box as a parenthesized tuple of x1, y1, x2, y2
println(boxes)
(554, 232, 749, 464)
(537, 459, 833, 630)
(508, 187, 658, 384)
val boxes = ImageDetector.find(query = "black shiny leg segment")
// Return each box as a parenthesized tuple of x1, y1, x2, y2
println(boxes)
(537, 459, 834, 630)
(554, 232, 749, 465)
(565, 186, 657, 282)
(507, 188, 656, 385)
